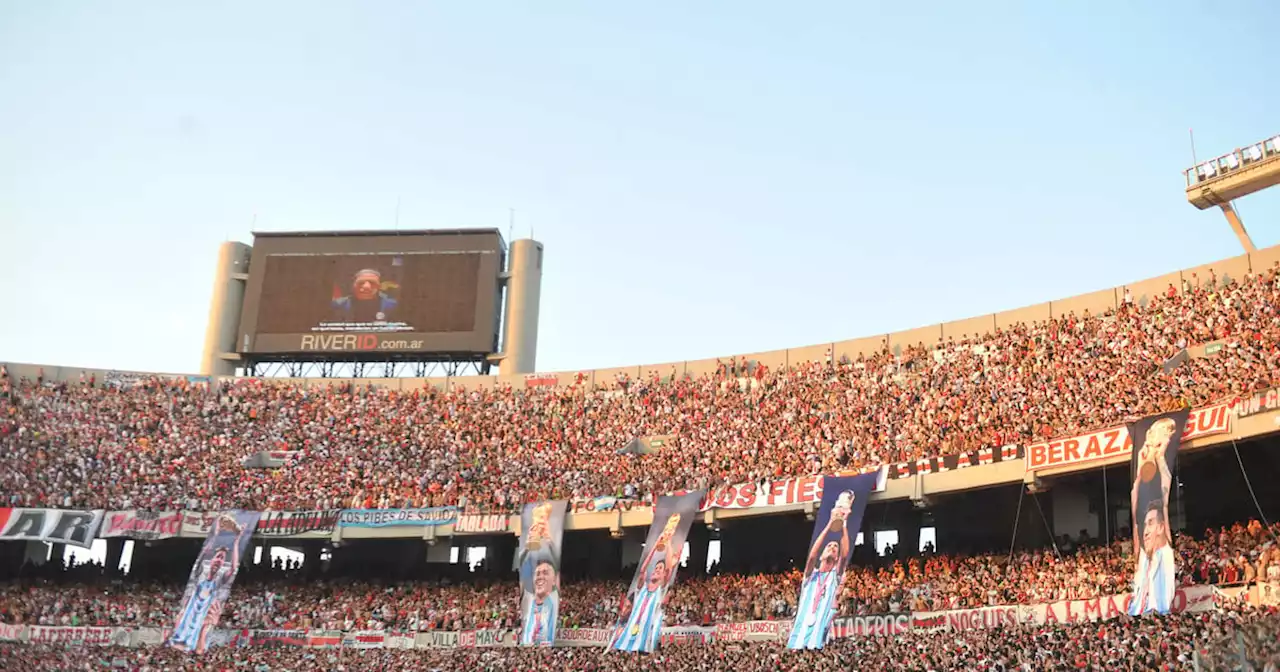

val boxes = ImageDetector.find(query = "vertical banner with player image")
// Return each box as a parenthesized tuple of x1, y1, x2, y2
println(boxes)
(1128, 409, 1189, 616)
(518, 501, 567, 646)
(609, 491, 704, 653)
(788, 473, 878, 649)
(167, 511, 260, 653)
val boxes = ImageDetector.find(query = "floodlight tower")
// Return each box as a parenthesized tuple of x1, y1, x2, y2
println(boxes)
(1185, 132, 1280, 253)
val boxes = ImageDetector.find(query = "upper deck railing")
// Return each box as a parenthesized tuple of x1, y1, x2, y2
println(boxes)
(1184, 134, 1280, 189)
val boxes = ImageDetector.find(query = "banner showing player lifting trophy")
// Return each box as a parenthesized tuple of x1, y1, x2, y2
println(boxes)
(518, 501, 566, 646)
(788, 473, 877, 649)
(167, 511, 260, 653)
(609, 491, 704, 653)
(1128, 409, 1189, 616)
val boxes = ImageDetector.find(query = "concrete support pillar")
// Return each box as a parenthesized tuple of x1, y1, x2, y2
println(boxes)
(499, 239, 543, 374)
(200, 241, 251, 376)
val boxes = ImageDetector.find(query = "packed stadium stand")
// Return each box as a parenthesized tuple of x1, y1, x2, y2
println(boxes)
(5, 246, 1280, 669)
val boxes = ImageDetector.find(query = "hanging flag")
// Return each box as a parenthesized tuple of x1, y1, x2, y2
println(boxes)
(609, 491, 704, 653)
(788, 473, 878, 649)
(517, 501, 567, 646)
(1128, 409, 1189, 616)
(167, 511, 260, 653)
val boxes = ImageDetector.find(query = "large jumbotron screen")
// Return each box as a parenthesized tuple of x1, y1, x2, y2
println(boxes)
(237, 230, 504, 356)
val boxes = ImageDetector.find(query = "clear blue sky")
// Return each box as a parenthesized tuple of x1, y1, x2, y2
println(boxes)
(1, 2, 1277, 375)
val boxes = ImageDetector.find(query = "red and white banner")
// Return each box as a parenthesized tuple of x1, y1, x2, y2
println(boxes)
(0, 624, 25, 642)
(26, 626, 131, 646)
(342, 630, 386, 649)
(911, 605, 1021, 632)
(333, 630, 417, 649)
(714, 620, 790, 642)
(304, 630, 343, 648)
(524, 373, 559, 388)
(553, 628, 613, 647)
(1026, 585, 1215, 624)
(180, 511, 218, 536)
(453, 513, 509, 534)
(668, 469, 889, 515)
(695, 475, 825, 512)
(100, 510, 183, 540)
(659, 626, 715, 645)
(458, 629, 517, 648)
(314, 629, 416, 650)
(1025, 400, 1235, 471)
(831, 613, 912, 638)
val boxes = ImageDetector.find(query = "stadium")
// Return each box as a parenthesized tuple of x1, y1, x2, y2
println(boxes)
(5, 5, 1280, 671)
(5, 150, 1280, 669)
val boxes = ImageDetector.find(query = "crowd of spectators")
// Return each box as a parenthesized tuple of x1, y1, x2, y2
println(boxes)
(3, 608, 1278, 671)
(1197, 603, 1280, 670)
(4, 521, 1277, 634)
(4, 264, 1280, 514)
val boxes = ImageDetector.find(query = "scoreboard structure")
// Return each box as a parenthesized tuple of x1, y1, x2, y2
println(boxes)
(200, 229, 543, 378)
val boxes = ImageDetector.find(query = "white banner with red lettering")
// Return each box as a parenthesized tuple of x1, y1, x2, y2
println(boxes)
(338, 629, 420, 649)
(0, 624, 25, 642)
(457, 629, 518, 648)
(832, 613, 913, 638)
(25, 626, 131, 646)
(698, 468, 888, 512)
(910, 605, 1021, 632)
(1025, 400, 1235, 471)
(572, 469, 889, 516)
(99, 510, 183, 540)
(180, 510, 218, 537)
(909, 585, 1217, 632)
(342, 630, 387, 649)
(714, 620, 791, 642)
(659, 625, 716, 645)
(553, 628, 613, 647)
(1025, 585, 1216, 624)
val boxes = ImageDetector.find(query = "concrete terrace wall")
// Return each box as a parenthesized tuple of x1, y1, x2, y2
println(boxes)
(4, 244, 1277, 389)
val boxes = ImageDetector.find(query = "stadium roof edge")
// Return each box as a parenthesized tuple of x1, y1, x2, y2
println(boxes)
(250, 228, 506, 244)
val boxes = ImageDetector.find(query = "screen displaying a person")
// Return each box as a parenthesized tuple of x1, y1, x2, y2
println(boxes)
(520, 558, 559, 646)
(789, 490, 853, 649)
(612, 558, 669, 652)
(331, 269, 397, 324)
(1129, 502, 1176, 615)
